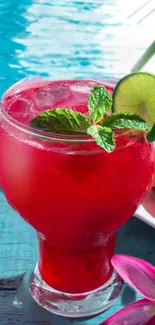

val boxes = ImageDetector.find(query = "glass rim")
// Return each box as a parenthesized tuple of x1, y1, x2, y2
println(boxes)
(0, 104, 94, 143)
(0, 78, 118, 144)
(0, 77, 143, 146)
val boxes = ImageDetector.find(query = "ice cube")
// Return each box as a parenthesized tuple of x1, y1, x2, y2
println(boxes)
(70, 80, 98, 94)
(34, 84, 71, 108)
(7, 98, 34, 124)
(3, 76, 43, 99)
(35, 86, 56, 107)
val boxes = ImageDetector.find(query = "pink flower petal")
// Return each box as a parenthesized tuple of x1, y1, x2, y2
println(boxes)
(145, 315, 155, 324)
(112, 255, 155, 300)
(100, 299, 155, 325)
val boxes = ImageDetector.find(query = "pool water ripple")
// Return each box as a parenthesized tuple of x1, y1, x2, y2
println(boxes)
(0, 0, 154, 97)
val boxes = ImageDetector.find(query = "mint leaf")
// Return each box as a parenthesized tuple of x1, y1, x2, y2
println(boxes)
(102, 112, 150, 132)
(87, 125, 115, 152)
(30, 108, 90, 134)
(147, 123, 155, 142)
(88, 85, 112, 123)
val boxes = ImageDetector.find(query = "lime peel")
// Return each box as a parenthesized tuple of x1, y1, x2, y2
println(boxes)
(112, 72, 155, 128)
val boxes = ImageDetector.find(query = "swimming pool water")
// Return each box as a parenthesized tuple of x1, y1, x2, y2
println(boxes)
(0, 0, 154, 97)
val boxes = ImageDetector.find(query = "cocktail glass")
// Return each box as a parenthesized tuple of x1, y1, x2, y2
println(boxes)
(0, 78, 154, 318)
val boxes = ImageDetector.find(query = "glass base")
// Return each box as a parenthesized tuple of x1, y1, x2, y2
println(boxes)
(29, 265, 123, 318)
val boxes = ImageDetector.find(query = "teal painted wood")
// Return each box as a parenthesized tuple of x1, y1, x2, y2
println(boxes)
(1, 188, 155, 324)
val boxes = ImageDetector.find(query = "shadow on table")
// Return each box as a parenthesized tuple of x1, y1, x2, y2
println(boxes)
(0, 274, 136, 325)
(116, 217, 155, 265)
(0, 273, 137, 325)
(0, 272, 104, 325)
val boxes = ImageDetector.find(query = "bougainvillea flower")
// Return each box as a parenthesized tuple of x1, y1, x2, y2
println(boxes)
(101, 255, 155, 325)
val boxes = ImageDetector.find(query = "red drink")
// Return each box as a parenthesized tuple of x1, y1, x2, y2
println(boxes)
(0, 79, 154, 316)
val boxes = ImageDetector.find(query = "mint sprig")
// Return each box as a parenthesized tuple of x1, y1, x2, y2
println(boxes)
(30, 108, 90, 134)
(30, 85, 151, 152)
(147, 123, 155, 142)
(88, 85, 112, 123)
(87, 125, 115, 152)
(102, 112, 150, 132)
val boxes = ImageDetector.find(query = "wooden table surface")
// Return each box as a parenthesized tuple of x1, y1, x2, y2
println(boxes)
(1, 188, 155, 324)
